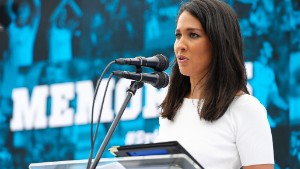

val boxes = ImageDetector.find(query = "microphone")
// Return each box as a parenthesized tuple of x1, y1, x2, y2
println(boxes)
(113, 71, 169, 89)
(114, 54, 169, 72)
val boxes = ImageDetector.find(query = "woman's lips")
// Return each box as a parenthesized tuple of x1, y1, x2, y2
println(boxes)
(177, 55, 189, 63)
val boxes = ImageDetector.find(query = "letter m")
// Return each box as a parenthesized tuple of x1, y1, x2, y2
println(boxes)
(10, 86, 48, 131)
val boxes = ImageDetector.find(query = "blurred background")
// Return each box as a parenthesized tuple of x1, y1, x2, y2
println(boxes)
(0, 0, 299, 168)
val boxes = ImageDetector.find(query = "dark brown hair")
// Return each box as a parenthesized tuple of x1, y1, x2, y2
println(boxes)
(160, 0, 249, 122)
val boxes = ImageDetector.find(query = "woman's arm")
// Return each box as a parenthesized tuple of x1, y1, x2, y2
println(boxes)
(31, 0, 41, 30)
(50, 0, 68, 24)
(68, 0, 83, 18)
(6, 0, 16, 21)
(243, 164, 274, 169)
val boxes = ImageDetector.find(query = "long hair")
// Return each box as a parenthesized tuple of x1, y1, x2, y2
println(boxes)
(160, 0, 249, 122)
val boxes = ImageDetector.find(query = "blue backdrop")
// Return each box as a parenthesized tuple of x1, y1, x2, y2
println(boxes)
(0, 0, 300, 168)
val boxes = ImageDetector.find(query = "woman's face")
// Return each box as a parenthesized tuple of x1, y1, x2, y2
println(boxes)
(174, 11, 212, 80)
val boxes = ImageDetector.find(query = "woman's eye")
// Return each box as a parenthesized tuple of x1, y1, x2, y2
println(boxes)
(175, 33, 181, 39)
(190, 33, 200, 38)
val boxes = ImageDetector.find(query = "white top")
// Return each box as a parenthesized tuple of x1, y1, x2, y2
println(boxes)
(155, 94, 274, 169)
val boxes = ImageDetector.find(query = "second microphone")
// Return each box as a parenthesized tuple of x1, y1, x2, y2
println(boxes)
(112, 71, 169, 89)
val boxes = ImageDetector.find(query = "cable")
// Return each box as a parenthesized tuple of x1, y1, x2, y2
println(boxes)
(86, 72, 114, 169)
(90, 73, 114, 167)
(93, 73, 114, 154)
(86, 61, 115, 169)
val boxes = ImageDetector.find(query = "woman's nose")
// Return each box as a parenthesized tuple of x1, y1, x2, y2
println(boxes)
(175, 38, 187, 52)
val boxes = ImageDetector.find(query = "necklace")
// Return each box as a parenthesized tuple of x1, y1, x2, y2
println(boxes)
(192, 98, 204, 110)
(192, 99, 198, 109)
(190, 79, 205, 110)
(190, 88, 202, 109)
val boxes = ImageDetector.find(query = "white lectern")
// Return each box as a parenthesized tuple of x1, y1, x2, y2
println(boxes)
(29, 154, 203, 169)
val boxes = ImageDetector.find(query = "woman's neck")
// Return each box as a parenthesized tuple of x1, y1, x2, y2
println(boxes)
(188, 76, 206, 99)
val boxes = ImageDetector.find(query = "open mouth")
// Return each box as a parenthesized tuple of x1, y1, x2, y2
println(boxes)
(178, 55, 189, 61)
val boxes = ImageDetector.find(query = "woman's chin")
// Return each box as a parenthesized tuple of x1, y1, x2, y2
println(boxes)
(179, 70, 191, 77)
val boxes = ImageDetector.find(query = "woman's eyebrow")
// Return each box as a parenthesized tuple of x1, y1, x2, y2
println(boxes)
(175, 27, 203, 33)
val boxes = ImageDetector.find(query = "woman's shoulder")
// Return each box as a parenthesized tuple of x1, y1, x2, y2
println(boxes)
(228, 94, 267, 118)
(225, 94, 270, 129)
(232, 93, 263, 107)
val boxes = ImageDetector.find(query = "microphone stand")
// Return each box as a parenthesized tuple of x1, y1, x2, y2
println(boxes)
(90, 71, 144, 169)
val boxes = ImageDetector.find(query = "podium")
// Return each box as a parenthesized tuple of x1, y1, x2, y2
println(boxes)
(29, 154, 203, 169)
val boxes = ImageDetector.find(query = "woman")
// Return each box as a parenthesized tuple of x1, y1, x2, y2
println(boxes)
(155, 0, 274, 168)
